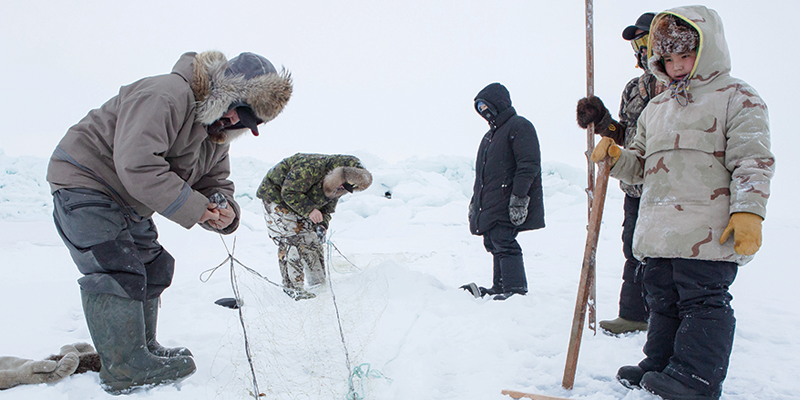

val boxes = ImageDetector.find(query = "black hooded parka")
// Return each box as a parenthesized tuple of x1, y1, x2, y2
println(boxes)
(469, 85, 545, 236)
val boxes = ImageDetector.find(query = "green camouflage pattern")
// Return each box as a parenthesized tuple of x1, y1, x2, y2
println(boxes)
(612, 5, 774, 265)
(256, 153, 365, 227)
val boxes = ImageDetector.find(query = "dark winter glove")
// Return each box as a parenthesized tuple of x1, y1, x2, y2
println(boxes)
(315, 225, 327, 243)
(576, 96, 611, 129)
(577, 96, 626, 144)
(509, 195, 530, 226)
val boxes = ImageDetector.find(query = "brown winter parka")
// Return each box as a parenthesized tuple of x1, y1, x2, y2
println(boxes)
(47, 51, 292, 232)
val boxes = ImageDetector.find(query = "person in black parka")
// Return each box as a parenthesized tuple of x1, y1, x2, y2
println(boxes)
(466, 82, 545, 301)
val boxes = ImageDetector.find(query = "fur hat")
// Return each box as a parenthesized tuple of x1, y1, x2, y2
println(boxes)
(191, 51, 293, 143)
(323, 166, 373, 198)
(651, 14, 699, 55)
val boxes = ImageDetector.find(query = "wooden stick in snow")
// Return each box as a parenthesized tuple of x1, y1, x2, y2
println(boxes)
(582, 0, 598, 336)
(502, 389, 573, 400)
(562, 157, 612, 390)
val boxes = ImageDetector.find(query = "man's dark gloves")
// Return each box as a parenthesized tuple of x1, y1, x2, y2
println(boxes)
(577, 96, 626, 144)
(509, 195, 530, 226)
(576, 96, 611, 129)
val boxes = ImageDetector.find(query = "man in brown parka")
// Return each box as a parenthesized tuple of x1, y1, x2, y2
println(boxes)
(46, 51, 292, 394)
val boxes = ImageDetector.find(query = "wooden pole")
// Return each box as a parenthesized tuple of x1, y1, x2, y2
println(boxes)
(585, 0, 596, 212)
(502, 389, 572, 400)
(562, 158, 611, 390)
(583, 0, 598, 336)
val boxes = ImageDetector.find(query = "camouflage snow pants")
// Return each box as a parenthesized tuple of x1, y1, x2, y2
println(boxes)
(263, 202, 326, 290)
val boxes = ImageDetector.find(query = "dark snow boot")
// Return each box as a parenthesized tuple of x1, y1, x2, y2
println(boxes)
(143, 297, 193, 358)
(499, 254, 527, 294)
(641, 371, 720, 400)
(492, 291, 525, 301)
(492, 255, 527, 301)
(479, 285, 502, 297)
(81, 290, 196, 394)
(616, 365, 646, 389)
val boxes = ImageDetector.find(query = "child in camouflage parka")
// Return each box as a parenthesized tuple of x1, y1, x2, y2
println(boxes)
(256, 153, 372, 300)
(591, 6, 774, 400)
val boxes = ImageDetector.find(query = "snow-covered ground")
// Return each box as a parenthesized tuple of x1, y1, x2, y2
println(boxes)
(0, 150, 797, 400)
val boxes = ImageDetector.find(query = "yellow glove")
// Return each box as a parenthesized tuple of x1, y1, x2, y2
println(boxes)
(590, 136, 621, 165)
(719, 212, 763, 256)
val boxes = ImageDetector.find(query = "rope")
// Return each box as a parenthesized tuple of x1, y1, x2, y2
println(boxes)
(324, 234, 391, 400)
(346, 363, 392, 400)
(326, 231, 362, 274)
(668, 78, 691, 106)
(203, 236, 261, 400)
(326, 238, 355, 397)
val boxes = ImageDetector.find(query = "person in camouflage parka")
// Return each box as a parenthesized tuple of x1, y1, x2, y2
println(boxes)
(593, 6, 774, 399)
(256, 153, 372, 300)
(577, 12, 666, 336)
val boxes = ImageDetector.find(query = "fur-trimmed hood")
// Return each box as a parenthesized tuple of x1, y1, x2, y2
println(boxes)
(323, 166, 373, 198)
(189, 51, 293, 127)
(647, 6, 731, 88)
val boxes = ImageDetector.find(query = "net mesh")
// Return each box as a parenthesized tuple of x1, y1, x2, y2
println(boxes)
(204, 242, 389, 400)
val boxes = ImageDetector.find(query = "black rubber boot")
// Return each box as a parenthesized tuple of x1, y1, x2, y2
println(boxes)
(81, 290, 196, 394)
(143, 297, 193, 358)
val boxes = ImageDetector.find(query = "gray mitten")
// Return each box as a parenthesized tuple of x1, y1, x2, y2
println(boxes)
(509, 195, 530, 226)
(0, 346, 80, 390)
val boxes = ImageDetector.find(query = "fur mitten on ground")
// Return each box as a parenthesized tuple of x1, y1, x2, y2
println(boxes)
(0, 342, 100, 390)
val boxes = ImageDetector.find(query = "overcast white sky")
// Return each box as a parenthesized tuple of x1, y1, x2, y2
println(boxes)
(0, 1, 794, 172)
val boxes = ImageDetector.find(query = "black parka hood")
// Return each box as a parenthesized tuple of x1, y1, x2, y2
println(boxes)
(474, 82, 512, 113)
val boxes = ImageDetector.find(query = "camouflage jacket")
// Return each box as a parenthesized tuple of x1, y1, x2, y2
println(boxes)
(256, 153, 365, 227)
(611, 6, 775, 265)
(614, 72, 663, 198)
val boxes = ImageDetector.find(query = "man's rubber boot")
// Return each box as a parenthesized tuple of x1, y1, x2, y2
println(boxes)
(599, 317, 649, 336)
(81, 290, 196, 394)
(143, 297, 193, 358)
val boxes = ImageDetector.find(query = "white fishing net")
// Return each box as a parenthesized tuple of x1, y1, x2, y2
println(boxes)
(205, 243, 390, 400)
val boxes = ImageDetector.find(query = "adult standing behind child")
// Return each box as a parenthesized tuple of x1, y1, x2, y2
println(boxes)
(576, 12, 665, 336)
(463, 83, 545, 301)
(591, 6, 774, 400)
(256, 153, 372, 300)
